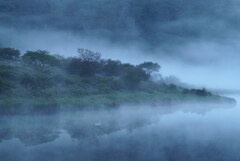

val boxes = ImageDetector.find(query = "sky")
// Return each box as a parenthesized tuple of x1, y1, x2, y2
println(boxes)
(0, 0, 240, 90)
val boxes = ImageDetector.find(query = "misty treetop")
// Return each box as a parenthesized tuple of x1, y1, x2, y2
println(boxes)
(22, 50, 60, 71)
(0, 47, 234, 113)
(0, 47, 160, 91)
(0, 48, 20, 61)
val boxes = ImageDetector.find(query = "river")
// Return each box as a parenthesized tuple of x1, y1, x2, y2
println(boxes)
(0, 94, 239, 161)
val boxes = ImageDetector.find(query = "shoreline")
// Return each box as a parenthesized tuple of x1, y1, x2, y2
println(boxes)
(0, 92, 236, 115)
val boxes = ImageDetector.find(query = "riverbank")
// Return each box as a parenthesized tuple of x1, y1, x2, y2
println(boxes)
(0, 91, 236, 114)
(0, 48, 236, 114)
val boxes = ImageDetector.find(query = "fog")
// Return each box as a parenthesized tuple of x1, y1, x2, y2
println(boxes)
(1, 27, 239, 89)
(0, 95, 239, 161)
(1, 0, 240, 160)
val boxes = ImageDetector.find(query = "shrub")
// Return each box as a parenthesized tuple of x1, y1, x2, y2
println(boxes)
(20, 73, 54, 90)
(0, 78, 11, 94)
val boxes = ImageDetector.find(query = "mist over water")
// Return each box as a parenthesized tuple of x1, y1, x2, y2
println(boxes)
(0, 95, 239, 161)
(1, 0, 240, 160)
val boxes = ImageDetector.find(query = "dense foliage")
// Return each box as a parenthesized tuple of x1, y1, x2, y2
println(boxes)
(0, 47, 233, 113)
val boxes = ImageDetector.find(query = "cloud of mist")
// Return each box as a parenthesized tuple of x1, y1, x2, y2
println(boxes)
(1, 0, 240, 89)
(1, 0, 240, 46)
(0, 97, 239, 161)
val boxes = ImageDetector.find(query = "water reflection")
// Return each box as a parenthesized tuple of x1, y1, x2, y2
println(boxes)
(0, 96, 239, 161)
(0, 115, 60, 145)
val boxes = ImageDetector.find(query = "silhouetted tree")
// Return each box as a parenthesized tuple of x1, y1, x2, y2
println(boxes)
(0, 48, 20, 61)
(137, 62, 161, 74)
(103, 59, 122, 76)
(68, 49, 103, 77)
(77, 48, 101, 62)
(122, 65, 149, 89)
(22, 50, 60, 71)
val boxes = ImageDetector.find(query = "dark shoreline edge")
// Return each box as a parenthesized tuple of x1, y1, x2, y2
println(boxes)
(0, 92, 236, 115)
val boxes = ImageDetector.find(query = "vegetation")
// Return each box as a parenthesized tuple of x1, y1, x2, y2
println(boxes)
(0, 48, 20, 61)
(0, 47, 235, 114)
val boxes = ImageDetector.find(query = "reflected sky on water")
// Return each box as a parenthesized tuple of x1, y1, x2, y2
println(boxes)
(0, 95, 239, 161)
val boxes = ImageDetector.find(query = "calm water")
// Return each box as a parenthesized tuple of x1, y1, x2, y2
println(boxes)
(0, 95, 239, 161)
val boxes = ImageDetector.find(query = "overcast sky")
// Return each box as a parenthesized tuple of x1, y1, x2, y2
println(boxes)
(0, 0, 240, 89)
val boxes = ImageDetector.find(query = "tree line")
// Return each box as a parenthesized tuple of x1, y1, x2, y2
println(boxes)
(0, 47, 163, 95)
(0, 47, 216, 112)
